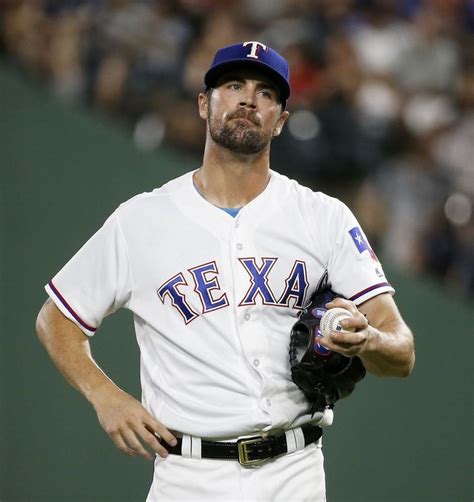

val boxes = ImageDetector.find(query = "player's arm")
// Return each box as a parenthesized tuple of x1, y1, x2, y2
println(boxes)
(319, 293, 415, 377)
(35, 298, 177, 460)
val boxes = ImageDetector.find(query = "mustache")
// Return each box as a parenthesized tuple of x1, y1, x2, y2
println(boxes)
(228, 109, 261, 126)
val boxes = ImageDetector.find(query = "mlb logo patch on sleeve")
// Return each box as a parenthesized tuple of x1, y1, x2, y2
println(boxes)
(349, 227, 379, 262)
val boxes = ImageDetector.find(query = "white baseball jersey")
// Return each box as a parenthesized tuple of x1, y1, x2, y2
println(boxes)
(45, 169, 394, 438)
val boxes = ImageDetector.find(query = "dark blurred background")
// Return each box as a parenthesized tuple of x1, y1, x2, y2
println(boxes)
(0, 0, 473, 501)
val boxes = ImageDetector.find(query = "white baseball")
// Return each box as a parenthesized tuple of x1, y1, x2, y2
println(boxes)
(320, 307, 355, 337)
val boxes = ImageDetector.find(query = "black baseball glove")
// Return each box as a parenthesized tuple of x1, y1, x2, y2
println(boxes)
(289, 286, 366, 414)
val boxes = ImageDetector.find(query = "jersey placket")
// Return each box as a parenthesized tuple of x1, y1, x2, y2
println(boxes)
(230, 211, 275, 425)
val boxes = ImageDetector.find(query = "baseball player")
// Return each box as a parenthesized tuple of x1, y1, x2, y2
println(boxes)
(36, 41, 415, 501)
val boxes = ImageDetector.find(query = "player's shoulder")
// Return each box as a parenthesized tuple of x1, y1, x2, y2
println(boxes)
(270, 170, 347, 214)
(114, 170, 194, 216)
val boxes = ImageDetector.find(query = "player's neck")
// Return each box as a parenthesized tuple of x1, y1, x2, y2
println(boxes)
(196, 144, 271, 209)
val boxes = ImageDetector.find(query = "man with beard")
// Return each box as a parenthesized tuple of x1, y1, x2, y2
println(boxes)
(36, 42, 414, 501)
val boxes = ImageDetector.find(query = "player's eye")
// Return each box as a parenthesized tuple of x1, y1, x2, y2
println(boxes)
(258, 89, 275, 100)
(228, 82, 242, 90)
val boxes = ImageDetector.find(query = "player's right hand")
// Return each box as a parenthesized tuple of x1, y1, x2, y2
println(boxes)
(90, 384, 177, 461)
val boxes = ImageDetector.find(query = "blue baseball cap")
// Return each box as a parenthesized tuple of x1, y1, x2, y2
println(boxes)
(204, 41, 291, 107)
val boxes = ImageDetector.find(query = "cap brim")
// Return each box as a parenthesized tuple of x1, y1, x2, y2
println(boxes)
(204, 59, 290, 103)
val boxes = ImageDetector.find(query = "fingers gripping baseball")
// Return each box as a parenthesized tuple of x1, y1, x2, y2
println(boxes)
(320, 298, 370, 357)
(92, 387, 176, 461)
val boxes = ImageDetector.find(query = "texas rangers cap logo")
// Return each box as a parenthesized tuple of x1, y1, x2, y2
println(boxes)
(204, 41, 291, 106)
(242, 41, 268, 59)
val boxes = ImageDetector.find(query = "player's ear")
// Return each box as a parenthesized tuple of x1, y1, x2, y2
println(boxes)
(273, 110, 289, 137)
(198, 92, 209, 120)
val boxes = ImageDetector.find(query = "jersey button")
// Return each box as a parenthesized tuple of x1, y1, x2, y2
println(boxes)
(236, 243, 243, 250)
(266, 398, 272, 406)
(253, 359, 260, 367)
(244, 313, 251, 321)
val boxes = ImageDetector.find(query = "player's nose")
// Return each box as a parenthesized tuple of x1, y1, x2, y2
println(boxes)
(238, 90, 257, 108)
(238, 99, 257, 109)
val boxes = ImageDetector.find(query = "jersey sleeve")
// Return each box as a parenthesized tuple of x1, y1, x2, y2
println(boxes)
(45, 210, 132, 336)
(326, 201, 394, 305)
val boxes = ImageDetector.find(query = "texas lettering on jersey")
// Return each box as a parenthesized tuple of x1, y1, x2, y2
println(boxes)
(157, 258, 309, 324)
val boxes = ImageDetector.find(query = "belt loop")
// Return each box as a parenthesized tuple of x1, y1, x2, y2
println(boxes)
(285, 429, 297, 454)
(293, 427, 305, 451)
(181, 435, 192, 458)
(191, 436, 202, 459)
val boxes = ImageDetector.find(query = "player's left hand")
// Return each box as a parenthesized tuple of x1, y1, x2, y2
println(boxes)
(317, 298, 370, 357)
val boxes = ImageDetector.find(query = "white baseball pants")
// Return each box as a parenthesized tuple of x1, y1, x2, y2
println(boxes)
(146, 440, 325, 501)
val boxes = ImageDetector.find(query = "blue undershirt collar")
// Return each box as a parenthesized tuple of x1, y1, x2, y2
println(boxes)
(193, 181, 242, 218)
(220, 207, 241, 217)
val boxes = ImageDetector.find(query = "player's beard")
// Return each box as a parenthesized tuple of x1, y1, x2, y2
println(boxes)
(208, 107, 273, 155)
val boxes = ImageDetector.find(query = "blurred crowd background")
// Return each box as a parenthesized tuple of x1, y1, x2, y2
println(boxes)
(1, 0, 473, 298)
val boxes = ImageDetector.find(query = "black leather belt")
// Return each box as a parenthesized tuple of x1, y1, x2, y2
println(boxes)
(162, 424, 322, 466)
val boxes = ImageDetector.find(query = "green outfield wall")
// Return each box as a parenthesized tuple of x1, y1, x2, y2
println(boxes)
(1, 61, 472, 502)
